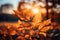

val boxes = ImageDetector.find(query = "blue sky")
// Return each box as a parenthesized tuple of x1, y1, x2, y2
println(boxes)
(0, 0, 20, 8)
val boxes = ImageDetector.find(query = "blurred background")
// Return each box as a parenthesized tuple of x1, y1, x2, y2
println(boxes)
(0, 0, 20, 9)
(0, 0, 60, 40)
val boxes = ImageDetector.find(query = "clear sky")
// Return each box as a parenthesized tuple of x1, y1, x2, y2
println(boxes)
(0, 0, 20, 9)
